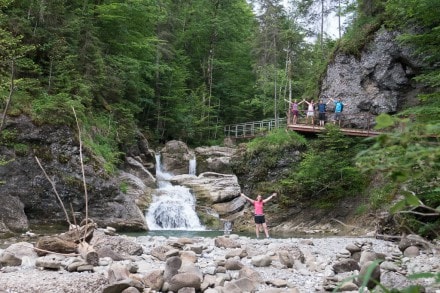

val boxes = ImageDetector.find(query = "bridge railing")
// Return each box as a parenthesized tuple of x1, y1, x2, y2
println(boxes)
(287, 110, 377, 130)
(224, 117, 286, 138)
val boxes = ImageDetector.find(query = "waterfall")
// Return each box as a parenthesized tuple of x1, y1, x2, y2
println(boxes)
(189, 157, 196, 175)
(145, 154, 204, 230)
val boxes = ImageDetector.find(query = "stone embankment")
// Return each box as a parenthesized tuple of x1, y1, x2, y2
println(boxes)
(0, 230, 439, 293)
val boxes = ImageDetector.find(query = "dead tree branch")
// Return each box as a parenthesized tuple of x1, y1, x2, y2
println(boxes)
(71, 106, 89, 242)
(35, 156, 72, 226)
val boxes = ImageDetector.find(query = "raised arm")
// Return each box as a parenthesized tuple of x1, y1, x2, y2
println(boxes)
(240, 193, 254, 204)
(263, 192, 277, 203)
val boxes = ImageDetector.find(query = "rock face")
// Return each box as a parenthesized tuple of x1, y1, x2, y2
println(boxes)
(170, 172, 245, 221)
(321, 29, 425, 128)
(159, 140, 194, 175)
(0, 115, 147, 235)
(194, 146, 237, 174)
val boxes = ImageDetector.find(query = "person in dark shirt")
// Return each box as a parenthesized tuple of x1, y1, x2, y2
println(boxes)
(317, 98, 331, 126)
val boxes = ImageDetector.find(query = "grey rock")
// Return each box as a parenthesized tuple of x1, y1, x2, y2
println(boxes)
(333, 258, 360, 273)
(251, 255, 272, 267)
(168, 272, 202, 292)
(224, 258, 244, 270)
(321, 29, 427, 129)
(357, 260, 381, 289)
(141, 269, 164, 291)
(403, 246, 420, 257)
(164, 256, 182, 281)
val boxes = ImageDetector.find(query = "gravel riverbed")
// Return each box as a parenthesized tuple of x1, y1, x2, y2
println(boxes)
(0, 234, 439, 293)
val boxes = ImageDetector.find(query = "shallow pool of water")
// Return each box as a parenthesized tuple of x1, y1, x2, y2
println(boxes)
(123, 229, 335, 239)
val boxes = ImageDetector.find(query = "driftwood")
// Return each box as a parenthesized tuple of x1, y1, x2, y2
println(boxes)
(35, 235, 78, 256)
(77, 241, 99, 266)
(59, 222, 96, 243)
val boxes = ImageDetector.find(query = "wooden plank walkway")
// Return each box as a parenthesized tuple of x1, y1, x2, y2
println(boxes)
(286, 123, 381, 137)
(224, 114, 382, 139)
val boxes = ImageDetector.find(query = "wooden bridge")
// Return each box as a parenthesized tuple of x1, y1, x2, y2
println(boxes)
(224, 112, 382, 139)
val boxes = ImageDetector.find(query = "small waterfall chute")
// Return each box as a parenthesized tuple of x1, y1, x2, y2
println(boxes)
(189, 157, 196, 175)
(146, 154, 204, 230)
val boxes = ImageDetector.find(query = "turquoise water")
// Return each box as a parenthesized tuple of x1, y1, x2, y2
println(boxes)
(124, 229, 324, 239)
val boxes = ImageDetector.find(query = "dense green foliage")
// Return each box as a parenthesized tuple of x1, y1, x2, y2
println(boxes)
(0, 0, 337, 150)
(353, 0, 440, 239)
(357, 113, 440, 238)
(279, 125, 367, 207)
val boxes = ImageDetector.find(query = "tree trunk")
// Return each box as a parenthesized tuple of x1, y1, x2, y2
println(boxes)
(0, 59, 15, 133)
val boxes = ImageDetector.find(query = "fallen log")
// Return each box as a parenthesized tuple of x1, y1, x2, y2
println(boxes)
(35, 235, 78, 256)
(77, 241, 99, 266)
(59, 222, 96, 243)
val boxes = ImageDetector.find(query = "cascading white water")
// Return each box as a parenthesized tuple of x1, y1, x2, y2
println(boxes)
(189, 157, 196, 175)
(145, 154, 204, 230)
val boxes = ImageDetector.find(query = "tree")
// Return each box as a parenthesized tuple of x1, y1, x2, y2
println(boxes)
(0, 1, 35, 131)
(252, 0, 292, 122)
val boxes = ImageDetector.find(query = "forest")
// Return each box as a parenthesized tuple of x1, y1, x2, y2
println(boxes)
(0, 0, 439, 237)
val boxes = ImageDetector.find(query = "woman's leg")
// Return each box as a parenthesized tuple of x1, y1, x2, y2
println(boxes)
(262, 223, 270, 238)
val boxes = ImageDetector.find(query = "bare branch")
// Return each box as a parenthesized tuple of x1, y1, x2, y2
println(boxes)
(397, 210, 439, 217)
(330, 218, 359, 229)
(35, 156, 72, 226)
(71, 106, 89, 242)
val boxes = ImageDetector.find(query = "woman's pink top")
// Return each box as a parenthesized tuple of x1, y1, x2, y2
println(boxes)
(254, 201, 264, 215)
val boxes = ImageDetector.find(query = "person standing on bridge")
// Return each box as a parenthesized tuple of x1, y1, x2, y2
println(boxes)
(318, 97, 331, 126)
(330, 97, 348, 126)
(303, 99, 316, 125)
(286, 99, 304, 124)
(240, 192, 277, 239)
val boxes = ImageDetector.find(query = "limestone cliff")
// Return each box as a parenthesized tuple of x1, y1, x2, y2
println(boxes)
(321, 29, 426, 128)
(0, 115, 148, 235)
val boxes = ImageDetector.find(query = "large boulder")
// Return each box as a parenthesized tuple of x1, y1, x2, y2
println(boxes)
(169, 172, 245, 220)
(0, 195, 28, 235)
(159, 140, 193, 175)
(195, 146, 237, 174)
(321, 29, 426, 129)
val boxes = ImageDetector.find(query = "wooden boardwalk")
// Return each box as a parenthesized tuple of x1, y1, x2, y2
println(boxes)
(286, 123, 381, 137)
(224, 114, 382, 139)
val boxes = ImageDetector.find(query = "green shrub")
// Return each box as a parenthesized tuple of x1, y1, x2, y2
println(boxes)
(14, 143, 29, 156)
(82, 113, 125, 174)
(280, 126, 368, 205)
(246, 128, 307, 156)
(31, 93, 85, 125)
(120, 181, 128, 194)
(0, 129, 18, 143)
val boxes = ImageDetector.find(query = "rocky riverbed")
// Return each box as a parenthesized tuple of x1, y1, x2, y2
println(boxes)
(0, 230, 439, 293)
